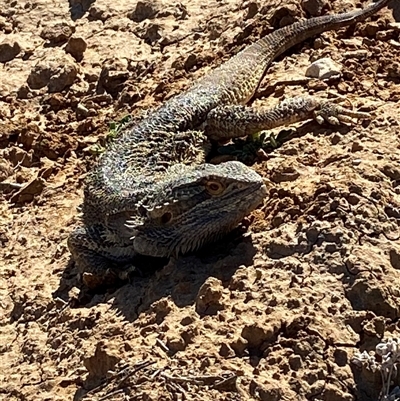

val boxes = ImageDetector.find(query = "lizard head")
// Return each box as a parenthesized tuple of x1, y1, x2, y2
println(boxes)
(128, 161, 267, 257)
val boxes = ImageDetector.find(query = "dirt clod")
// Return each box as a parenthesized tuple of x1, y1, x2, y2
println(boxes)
(40, 22, 75, 44)
(27, 51, 78, 92)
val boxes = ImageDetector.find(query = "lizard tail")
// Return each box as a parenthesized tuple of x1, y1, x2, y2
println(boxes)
(254, 0, 390, 59)
(206, 0, 390, 105)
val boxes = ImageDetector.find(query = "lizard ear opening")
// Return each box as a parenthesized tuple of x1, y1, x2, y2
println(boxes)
(160, 211, 173, 224)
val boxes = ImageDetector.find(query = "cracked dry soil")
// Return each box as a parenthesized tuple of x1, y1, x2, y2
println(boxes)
(1, 0, 400, 400)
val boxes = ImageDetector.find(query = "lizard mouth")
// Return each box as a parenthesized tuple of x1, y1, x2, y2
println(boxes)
(174, 182, 268, 255)
(231, 182, 267, 214)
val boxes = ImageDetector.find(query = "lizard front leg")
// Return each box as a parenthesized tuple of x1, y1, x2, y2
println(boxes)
(68, 225, 137, 289)
(204, 96, 370, 141)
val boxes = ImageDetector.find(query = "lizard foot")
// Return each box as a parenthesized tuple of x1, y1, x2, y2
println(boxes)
(81, 264, 137, 290)
(68, 225, 137, 290)
(314, 102, 370, 125)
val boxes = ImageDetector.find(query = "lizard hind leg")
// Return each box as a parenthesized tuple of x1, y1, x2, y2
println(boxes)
(204, 96, 370, 141)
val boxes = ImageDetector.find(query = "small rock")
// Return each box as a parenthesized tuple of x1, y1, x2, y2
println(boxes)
(388, 22, 400, 32)
(389, 249, 400, 270)
(98, 58, 129, 95)
(245, 2, 259, 20)
(18, 123, 39, 148)
(0, 16, 13, 33)
(0, 15, 7, 29)
(133, 21, 163, 45)
(289, 355, 303, 371)
(88, 4, 111, 22)
(389, 39, 400, 49)
(129, 0, 159, 22)
(165, 335, 186, 353)
(387, 61, 400, 78)
(172, 3, 188, 20)
(313, 37, 323, 49)
(257, 385, 282, 401)
(40, 22, 75, 44)
(195, 277, 224, 316)
(65, 36, 87, 61)
(85, 71, 100, 83)
(337, 81, 349, 93)
(180, 315, 195, 326)
(17, 84, 31, 99)
(305, 57, 342, 80)
(230, 336, 248, 356)
(361, 21, 380, 36)
(83, 343, 121, 382)
(241, 323, 277, 349)
(0, 82, 11, 99)
(381, 164, 400, 180)
(27, 52, 78, 92)
(144, 23, 162, 45)
(351, 141, 364, 152)
(376, 30, 391, 41)
(333, 349, 348, 367)
(45, 92, 67, 111)
(219, 343, 235, 357)
(5, 147, 32, 167)
(10, 177, 46, 204)
(302, 0, 326, 16)
(184, 54, 197, 71)
(0, 39, 21, 62)
(341, 38, 363, 48)
(0, 159, 13, 181)
(270, 165, 300, 183)
(343, 50, 368, 59)
(268, 5, 298, 28)
(76, 103, 90, 118)
(39, 157, 55, 179)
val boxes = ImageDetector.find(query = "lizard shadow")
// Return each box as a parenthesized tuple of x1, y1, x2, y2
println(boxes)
(54, 227, 257, 322)
(293, 120, 355, 138)
(110, 231, 258, 322)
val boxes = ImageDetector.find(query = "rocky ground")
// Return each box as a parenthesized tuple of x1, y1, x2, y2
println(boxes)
(1, 0, 400, 400)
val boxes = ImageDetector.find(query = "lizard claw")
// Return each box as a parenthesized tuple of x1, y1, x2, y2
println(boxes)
(314, 102, 370, 126)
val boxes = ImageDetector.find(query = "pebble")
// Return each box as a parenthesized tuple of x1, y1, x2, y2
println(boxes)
(129, 0, 159, 22)
(0, 39, 21, 62)
(27, 52, 78, 93)
(65, 37, 87, 61)
(245, 2, 259, 19)
(389, 39, 400, 49)
(301, 0, 326, 16)
(361, 22, 379, 37)
(40, 22, 75, 44)
(343, 50, 368, 59)
(305, 57, 341, 80)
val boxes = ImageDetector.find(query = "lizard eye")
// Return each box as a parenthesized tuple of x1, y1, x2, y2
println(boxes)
(160, 212, 173, 224)
(205, 180, 225, 195)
